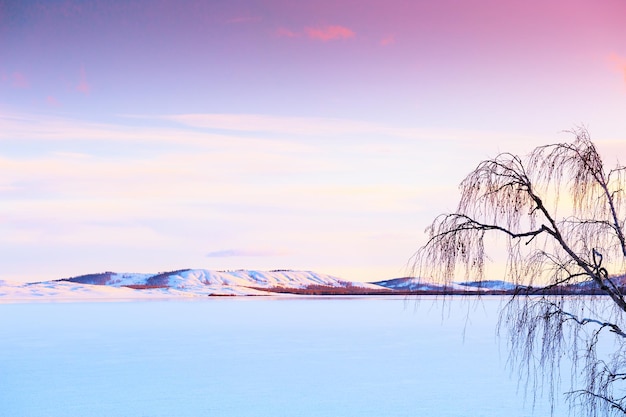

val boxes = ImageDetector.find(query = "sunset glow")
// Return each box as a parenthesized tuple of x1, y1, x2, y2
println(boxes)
(1, 0, 625, 282)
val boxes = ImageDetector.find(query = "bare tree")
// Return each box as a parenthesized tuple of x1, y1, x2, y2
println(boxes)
(413, 128, 626, 416)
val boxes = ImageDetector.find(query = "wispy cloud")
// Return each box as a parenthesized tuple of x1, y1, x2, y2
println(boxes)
(12, 72, 29, 88)
(0, 112, 251, 146)
(608, 53, 626, 87)
(46, 95, 61, 107)
(206, 249, 289, 258)
(275, 25, 355, 42)
(275, 27, 299, 38)
(227, 16, 262, 24)
(379, 34, 395, 46)
(1, 111, 548, 153)
(1, 109, 562, 283)
(76, 65, 90, 94)
(158, 113, 540, 147)
(51, 151, 92, 159)
(305, 25, 355, 41)
(161, 113, 379, 136)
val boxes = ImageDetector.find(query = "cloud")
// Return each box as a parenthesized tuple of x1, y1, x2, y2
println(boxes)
(1, 111, 548, 154)
(275, 27, 299, 38)
(608, 53, 626, 88)
(379, 34, 395, 46)
(227, 16, 262, 24)
(305, 25, 355, 41)
(12, 72, 29, 88)
(0, 111, 232, 145)
(52, 151, 91, 159)
(275, 25, 355, 42)
(162, 113, 379, 136)
(206, 249, 288, 258)
(46, 95, 61, 107)
(1, 109, 561, 283)
(76, 65, 90, 94)
(154, 113, 549, 152)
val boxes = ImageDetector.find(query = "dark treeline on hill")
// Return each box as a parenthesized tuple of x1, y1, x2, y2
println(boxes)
(36, 269, 626, 296)
(250, 281, 624, 296)
(145, 269, 192, 286)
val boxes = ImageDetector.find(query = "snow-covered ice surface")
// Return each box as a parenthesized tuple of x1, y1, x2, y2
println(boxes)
(0, 297, 569, 417)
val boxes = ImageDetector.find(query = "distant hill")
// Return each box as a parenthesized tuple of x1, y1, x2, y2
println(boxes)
(60, 269, 384, 295)
(2, 269, 386, 299)
(0, 270, 622, 300)
(372, 276, 621, 296)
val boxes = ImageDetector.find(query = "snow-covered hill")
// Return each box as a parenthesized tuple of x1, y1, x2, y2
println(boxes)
(374, 277, 534, 293)
(65, 269, 383, 292)
(454, 280, 521, 291)
(373, 277, 618, 295)
(372, 277, 472, 292)
(0, 279, 185, 301)
(2, 270, 619, 302)
(0, 269, 385, 301)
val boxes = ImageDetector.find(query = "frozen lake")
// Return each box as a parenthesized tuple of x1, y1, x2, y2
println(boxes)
(0, 297, 568, 416)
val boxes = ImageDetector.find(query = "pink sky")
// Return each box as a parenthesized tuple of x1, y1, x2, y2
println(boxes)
(1, 0, 625, 282)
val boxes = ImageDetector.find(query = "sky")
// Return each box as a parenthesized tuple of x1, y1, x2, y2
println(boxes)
(1, 0, 626, 283)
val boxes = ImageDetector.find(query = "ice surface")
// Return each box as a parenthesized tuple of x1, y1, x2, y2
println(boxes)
(0, 297, 570, 417)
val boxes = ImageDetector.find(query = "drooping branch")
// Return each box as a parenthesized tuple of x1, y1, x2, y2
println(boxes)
(424, 214, 555, 246)
(559, 309, 626, 339)
(532, 129, 626, 265)
(413, 129, 626, 417)
(568, 390, 626, 415)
